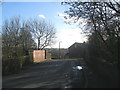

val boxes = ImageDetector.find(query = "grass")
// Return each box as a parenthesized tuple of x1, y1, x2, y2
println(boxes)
(64, 58, 84, 60)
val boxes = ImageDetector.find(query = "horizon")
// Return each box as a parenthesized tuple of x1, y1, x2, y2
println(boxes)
(2, 2, 87, 48)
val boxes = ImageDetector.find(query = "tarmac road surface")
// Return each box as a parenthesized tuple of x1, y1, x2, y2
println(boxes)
(2, 59, 85, 88)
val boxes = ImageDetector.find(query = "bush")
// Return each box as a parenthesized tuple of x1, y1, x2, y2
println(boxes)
(2, 55, 33, 76)
(2, 58, 20, 75)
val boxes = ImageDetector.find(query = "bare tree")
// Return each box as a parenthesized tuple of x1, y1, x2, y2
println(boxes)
(2, 17, 21, 57)
(2, 16, 37, 58)
(62, 1, 120, 63)
(105, 0, 120, 15)
(27, 19, 56, 50)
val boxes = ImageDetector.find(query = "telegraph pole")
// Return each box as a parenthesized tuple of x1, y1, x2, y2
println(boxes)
(59, 41, 62, 59)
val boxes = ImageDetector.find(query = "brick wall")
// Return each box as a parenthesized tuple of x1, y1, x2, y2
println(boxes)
(33, 50, 45, 63)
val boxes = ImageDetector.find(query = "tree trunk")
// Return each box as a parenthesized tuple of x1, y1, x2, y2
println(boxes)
(38, 37, 40, 50)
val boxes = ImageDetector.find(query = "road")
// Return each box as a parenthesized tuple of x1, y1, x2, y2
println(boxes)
(2, 59, 86, 88)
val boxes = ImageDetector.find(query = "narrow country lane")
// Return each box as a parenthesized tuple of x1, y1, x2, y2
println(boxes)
(2, 59, 84, 88)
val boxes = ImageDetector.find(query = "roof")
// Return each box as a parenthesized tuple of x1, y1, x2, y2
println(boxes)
(68, 42, 85, 49)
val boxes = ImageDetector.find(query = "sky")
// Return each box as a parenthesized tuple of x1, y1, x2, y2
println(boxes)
(2, 2, 87, 48)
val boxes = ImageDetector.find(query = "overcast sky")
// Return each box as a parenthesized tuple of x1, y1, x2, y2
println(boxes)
(2, 2, 87, 48)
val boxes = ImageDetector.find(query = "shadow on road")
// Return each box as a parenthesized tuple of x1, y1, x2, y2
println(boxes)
(3, 59, 86, 88)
